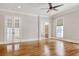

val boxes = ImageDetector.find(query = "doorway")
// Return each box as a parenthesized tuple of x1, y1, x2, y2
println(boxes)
(56, 18, 64, 38)
(44, 22, 49, 38)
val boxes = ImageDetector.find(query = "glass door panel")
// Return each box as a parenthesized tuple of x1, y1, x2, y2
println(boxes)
(7, 28, 13, 42)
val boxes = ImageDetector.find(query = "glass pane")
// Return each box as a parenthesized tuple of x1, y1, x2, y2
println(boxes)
(56, 26, 63, 38)
(7, 19, 12, 28)
(15, 19, 19, 28)
(7, 28, 13, 42)
(14, 28, 20, 39)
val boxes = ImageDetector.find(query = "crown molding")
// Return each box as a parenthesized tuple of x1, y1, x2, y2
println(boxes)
(0, 8, 47, 17)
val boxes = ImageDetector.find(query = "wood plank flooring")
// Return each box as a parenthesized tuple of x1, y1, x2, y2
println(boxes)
(0, 39, 79, 56)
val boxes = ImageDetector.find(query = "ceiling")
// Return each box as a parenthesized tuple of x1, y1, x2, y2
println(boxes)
(0, 3, 79, 16)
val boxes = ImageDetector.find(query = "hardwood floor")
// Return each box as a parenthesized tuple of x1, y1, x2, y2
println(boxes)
(0, 39, 79, 56)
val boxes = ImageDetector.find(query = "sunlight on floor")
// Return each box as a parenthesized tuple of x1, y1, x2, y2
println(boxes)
(56, 41, 65, 56)
(43, 45, 50, 56)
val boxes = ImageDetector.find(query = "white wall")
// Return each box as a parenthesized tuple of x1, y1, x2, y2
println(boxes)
(21, 15, 38, 41)
(51, 8, 79, 41)
(64, 11, 79, 40)
(0, 15, 4, 42)
(0, 11, 48, 43)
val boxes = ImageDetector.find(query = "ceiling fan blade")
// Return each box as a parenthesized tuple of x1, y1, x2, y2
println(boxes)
(52, 8, 58, 11)
(48, 3, 52, 7)
(46, 8, 58, 13)
(53, 4, 64, 8)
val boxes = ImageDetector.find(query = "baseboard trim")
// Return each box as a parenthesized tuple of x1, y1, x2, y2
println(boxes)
(0, 39, 38, 44)
(0, 37, 79, 44)
(51, 37, 79, 44)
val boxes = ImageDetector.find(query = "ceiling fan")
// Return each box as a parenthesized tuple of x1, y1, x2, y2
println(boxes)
(41, 3, 64, 13)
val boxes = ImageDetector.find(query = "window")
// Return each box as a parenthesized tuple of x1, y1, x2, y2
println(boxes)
(56, 26, 63, 38)
(56, 18, 64, 38)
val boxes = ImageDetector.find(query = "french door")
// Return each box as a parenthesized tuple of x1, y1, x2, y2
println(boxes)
(5, 16, 21, 43)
